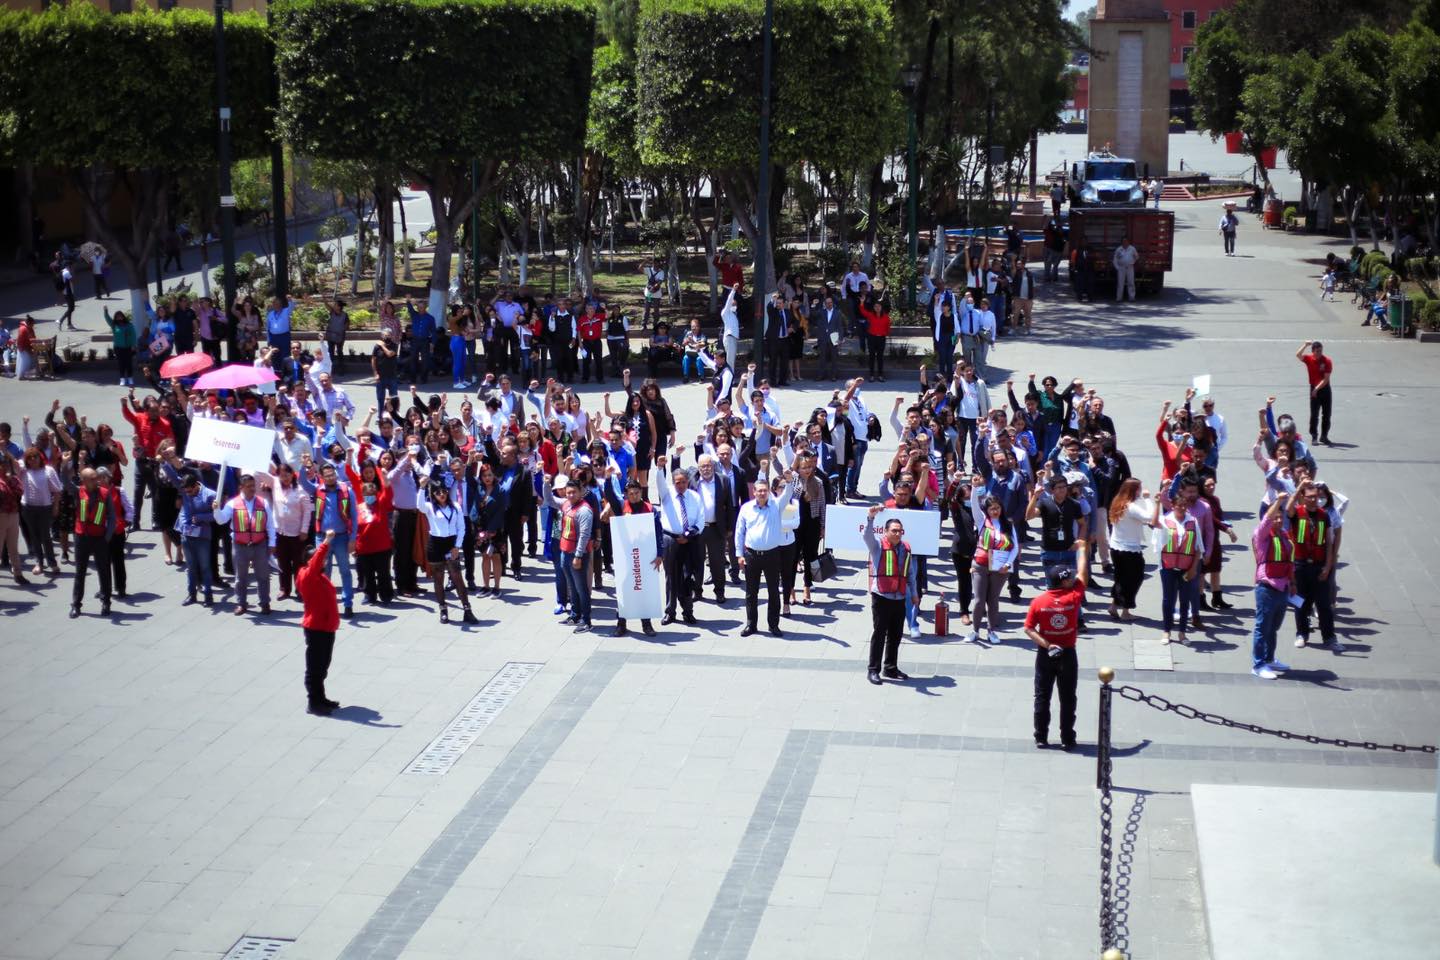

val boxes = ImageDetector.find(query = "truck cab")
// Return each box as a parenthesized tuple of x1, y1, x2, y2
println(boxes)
(1068, 151, 1144, 207)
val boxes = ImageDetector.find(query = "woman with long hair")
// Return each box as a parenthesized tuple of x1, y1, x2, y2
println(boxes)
(18, 444, 61, 574)
(793, 451, 826, 605)
(418, 480, 477, 625)
(606, 390, 658, 491)
(0, 452, 29, 585)
(472, 460, 506, 594)
(967, 490, 1016, 643)
(1106, 477, 1154, 620)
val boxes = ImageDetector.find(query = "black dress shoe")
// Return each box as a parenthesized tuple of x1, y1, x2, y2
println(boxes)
(740, 625, 756, 637)
(614, 624, 629, 637)
(343, 604, 354, 618)
(324, 698, 340, 710)
(182, 594, 197, 606)
(100, 602, 111, 616)
(882, 668, 909, 681)
(69, 605, 80, 619)
(642, 623, 657, 636)
(462, 611, 479, 625)
(1061, 740, 1077, 752)
(660, 614, 676, 625)
(1034, 738, 1049, 748)
(867, 670, 882, 685)
(682, 614, 698, 626)
(769, 627, 784, 637)
(307, 702, 333, 717)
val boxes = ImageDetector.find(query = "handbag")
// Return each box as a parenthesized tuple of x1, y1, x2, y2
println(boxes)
(809, 548, 838, 583)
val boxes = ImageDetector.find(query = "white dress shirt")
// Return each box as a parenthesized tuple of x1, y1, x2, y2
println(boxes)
(693, 474, 718, 524)
(419, 499, 466, 539)
(656, 470, 705, 537)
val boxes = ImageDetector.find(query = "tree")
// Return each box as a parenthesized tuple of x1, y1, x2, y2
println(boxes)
(636, 0, 900, 302)
(273, 0, 595, 318)
(1189, 11, 1277, 188)
(0, 4, 272, 322)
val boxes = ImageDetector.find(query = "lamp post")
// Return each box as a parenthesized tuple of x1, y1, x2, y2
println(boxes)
(900, 64, 921, 312)
(213, 0, 237, 327)
(266, 7, 289, 298)
(752, 0, 775, 369)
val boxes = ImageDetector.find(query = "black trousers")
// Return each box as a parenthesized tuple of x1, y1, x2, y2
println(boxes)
(71, 534, 111, 608)
(698, 523, 728, 597)
(868, 594, 905, 672)
(393, 509, 419, 593)
(108, 533, 127, 596)
(950, 555, 974, 612)
(133, 458, 158, 530)
(743, 546, 781, 630)
(304, 628, 335, 706)
(1033, 646, 1078, 744)
(797, 519, 821, 589)
(505, 510, 525, 575)
(778, 541, 799, 602)
(580, 340, 604, 381)
(210, 520, 232, 576)
(867, 335, 887, 377)
(1110, 549, 1145, 608)
(663, 533, 700, 617)
(1293, 559, 1335, 641)
(357, 550, 394, 603)
(1308, 385, 1332, 442)
(765, 338, 786, 384)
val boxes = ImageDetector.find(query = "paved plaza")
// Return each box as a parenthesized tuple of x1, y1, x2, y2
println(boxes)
(1, 199, 1438, 960)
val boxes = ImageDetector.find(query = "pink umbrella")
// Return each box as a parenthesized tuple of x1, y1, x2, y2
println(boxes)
(191, 363, 280, 392)
(159, 352, 215, 379)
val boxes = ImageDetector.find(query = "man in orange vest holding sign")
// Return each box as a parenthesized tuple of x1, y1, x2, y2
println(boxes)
(1024, 543, 1089, 750)
(213, 472, 276, 616)
(70, 467, 120, 620)
(863, 504, 919, 686)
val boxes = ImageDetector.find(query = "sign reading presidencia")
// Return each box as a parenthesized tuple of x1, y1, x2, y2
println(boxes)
(826, 505, 941, 556)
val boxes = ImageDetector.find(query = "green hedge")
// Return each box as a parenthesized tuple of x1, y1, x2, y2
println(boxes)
(0, 4, 272, 168)
(273, 0, 595, 164)
(1423, 299, 1440, 332)
(635, 0, 900, 174)
(1360, 250, 1389, 279)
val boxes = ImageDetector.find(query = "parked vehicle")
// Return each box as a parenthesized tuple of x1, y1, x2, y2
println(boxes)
(1067, 151, 1144, 207)
(1068, 208, 1175, 293)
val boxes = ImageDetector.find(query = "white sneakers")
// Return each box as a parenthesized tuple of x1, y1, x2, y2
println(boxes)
(1294, 636, 1307, 648)
(1268, 660, 1291, 672)
(967, 630, 979, 643)
(987, 630, 1000, 644)
(1252, 665, 1278, 680)
(908, 625, 922, 640)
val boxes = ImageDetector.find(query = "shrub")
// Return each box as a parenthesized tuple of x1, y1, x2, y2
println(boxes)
(1371, 263, 1394, 285)
(1282, 205, 1298, 223)
(1422, 299, 1440, 331)
(1361, 250, 1389, 279)
(290, 303, 328, 330)
(349, 307, 376, 329)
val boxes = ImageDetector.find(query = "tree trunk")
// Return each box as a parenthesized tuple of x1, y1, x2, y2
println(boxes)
(15, 162, 36, 265)
(72, 168, 167, 320)
(420, 160, 498, 319)
(861, 162, 883, 271)
(399, 191, 415, 282)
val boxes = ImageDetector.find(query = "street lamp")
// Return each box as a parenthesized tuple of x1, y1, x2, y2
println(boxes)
(900, 63, 921, 312)
(753, 0, 775, 370)
(213, 0, 238, 331)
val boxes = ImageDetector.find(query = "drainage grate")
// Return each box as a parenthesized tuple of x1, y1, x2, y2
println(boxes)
(222, 937, 293, 960)
(404, 661, 543, 775)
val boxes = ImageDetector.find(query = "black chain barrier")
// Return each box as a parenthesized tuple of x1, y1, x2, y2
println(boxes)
(1114, 684, 1439, 754)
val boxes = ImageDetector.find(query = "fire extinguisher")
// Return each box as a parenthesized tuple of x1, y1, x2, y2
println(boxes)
(934, 592, 949, 636)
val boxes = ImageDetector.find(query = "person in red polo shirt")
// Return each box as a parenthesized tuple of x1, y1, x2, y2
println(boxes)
(1024, 542, 1089, 750)
(298, 530, 342, 716)
(1295, 340, 1333, 445)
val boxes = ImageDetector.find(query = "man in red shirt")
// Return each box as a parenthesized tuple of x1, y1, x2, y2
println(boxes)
(1295, 340, 1333, 445)
(298, 530, 342, 716)
(121, 387, 174, 530)
(1024, 544, 1089, 750)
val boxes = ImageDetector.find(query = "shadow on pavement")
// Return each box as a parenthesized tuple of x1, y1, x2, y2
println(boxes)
(327, 705, 402, 728)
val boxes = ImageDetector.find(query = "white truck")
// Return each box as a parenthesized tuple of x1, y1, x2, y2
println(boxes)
(1067, 151, 1145, 208)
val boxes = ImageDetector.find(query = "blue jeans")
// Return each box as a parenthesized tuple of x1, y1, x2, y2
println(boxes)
(935, 338, 955, 377)
(561, 551, 591, 623)
(324, 534, 354, 606)
(682, 354, 703, 380)
(1041, 549, 1077, 572)
(1159, 567, 1191, 632)
(550, 548, 570, 607)
(183, 534, 212, 597)
(847, 439, 869, 494)
(1252, 583, 1288, 668)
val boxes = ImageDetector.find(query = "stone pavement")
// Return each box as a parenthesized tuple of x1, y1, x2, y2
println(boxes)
(1, 198, 1438, 960)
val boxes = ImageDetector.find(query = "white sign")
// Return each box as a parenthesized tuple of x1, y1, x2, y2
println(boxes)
(1192, 374, 1212, 396)
(611, 513, 664, 620)
(184, 416, 275, 474)
(826, 506, 942, 557)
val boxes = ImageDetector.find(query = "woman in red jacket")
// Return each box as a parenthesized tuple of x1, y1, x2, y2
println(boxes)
(857, 289, 891, 382)
(354, 479, 394, 605)
(298, 531, 342, 716)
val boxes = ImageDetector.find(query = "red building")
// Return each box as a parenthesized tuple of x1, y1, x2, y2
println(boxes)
(1067, 0, 1237, 126)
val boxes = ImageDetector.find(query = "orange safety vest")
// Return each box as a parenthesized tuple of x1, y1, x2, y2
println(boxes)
(1160, 519, 1199, 571)
(1293, 507, 1328, 562)
(232, 498, 268, 545)
(973, 521, 1011, 566)
(1261, 532, 1294, 581)
(74, 486, 109, 537)
(874, 542, 912, 595)
(558, 500, 589, 553)
(314, 483, 353, 534)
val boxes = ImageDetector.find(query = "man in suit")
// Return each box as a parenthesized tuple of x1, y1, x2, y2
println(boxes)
(931, 278, 958, 377)
(713, 442, 746, 585)
(764, 291, 789, 387)
(687, 451, 735, 602)
(809, 293, 844, 381)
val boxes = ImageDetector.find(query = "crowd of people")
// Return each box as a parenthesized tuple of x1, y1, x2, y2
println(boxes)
(1, 235, 1350, 740)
